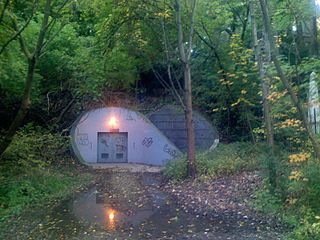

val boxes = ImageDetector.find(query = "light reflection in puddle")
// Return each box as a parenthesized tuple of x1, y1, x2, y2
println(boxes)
(105, 208, 116, 230)
(71, 174, 214, 238)
(72, 187, 161, 231)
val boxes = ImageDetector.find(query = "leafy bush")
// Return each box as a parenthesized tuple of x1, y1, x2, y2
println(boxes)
(287, 209, 320, 240)
(251, 183, 284, 217)
(1, 124, 70, 172)
(0, 170, 92, 220)
(164, 142, 259, 180)
(251, 153, 320, 239)
(164, 155, 188, 181)
(282, 160, 320, 222)
(0, 125, 93, 221)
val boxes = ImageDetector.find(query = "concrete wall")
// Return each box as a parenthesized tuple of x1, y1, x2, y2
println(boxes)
(71, 107, 181, 166)
(148, 105, 219, 151)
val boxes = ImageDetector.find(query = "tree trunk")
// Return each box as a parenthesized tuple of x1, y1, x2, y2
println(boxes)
(184, 63, 196, 178)
(250, 0, 274, 149)
(0, 57, 36, 156)
(311, 16, 318, 56)
(0, 0, 52, 158)
(311, 0, 318, 57)
(176, 0, 197, 178)
(259, 0, 320, 159)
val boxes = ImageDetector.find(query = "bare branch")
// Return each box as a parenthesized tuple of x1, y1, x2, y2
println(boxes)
(196, 23, 225, 71)
(0, 13, 35, 55)
(33, 0, 52, 58)
(226, 0, 245, 24)
(240, 3, 250, 41)
(152, 67, 171, 90)
(176, 0, 186, 63)
(151, 66, 185, 107)
(0, 0, 10, 24)
(46, 0, 69, 29)
(11, 17, 32, 59)
(39, 22, 67, 57)
(0, 0, 38, 56)
(161, 18, 185, 107)
(187, 0, 196, 60)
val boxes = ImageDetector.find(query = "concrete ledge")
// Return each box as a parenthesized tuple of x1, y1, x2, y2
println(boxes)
(87, 163, 164, 173)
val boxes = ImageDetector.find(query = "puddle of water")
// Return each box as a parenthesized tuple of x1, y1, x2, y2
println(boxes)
(72, 186, 160, 231)
(14, 173, 216, 239)
(0, 172, 284, 240)
(70, 173, 215, 238)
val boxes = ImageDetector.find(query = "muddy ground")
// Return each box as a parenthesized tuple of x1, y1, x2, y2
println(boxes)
(0, 170, 287, 239)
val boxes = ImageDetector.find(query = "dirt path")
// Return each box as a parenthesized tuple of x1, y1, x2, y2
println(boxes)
(162, 171, 286, 239)
(1, 170, 286, 239)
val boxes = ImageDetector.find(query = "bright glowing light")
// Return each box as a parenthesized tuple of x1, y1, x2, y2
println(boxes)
(105, 208, 116, 231)
(106, 208, 115, 221)
(316, 0, 320, 6)
(108, 211, 115, 221)
(108, 116, 117, 128)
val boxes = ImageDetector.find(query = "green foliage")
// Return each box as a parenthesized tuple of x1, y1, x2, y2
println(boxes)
(1, 124, 69, 171)
(0, 125, 93, 221)
(0, 170, 92, 219)
(1, 0, 320, 237)
(289, 160, 320, 212)
(252, 153, 320, 239)
(163, 154, 188, 181)
(0, 41, 27, 101)
(252, 184, 283, 217)
(287, 209, 320, 240)
(164, 142, 259, 181)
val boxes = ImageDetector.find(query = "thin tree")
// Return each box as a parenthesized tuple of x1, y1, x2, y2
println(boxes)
(259, 0, 320, 159)
(250, 0, 277, 190)
(0, 0, 68, 157)
(250, 0, 274, 150)
(311, 0, 319, 57)
(175, 0, 197, 178)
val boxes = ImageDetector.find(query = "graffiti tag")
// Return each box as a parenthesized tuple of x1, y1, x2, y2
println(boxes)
(142, 137, 153, 148)
(163, 144, 177, 158)
(126, 111, 135, 121)
(100, 138, 109, 147)
(77, 133, 89, 146)
(116, 144, 126, 152)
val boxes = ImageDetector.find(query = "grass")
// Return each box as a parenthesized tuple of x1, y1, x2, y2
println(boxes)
(0, 126, 95, 223)
(164, 142, 260, 181)
(0, 165, 93, 223)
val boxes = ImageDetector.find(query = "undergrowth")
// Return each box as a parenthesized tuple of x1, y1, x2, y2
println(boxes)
(165, 142, 320, 239)
(164, 142, 259, 181)
(251, 152, 320, 240)
(0, 125, 93, 223)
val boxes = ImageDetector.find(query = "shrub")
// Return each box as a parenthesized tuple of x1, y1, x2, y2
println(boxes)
(0, 124, 92, 221)
(0, 170, 92, 220)
(1, 124, 70, 172)
(164, 154, 188, 181)
(287, 209, 320, 240)
(164, 142, 259, 180)
(283, 159, 320, 217)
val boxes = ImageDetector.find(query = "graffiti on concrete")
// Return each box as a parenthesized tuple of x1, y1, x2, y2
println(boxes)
(115, 135, 126, 145)
(126, 111, 135, 121)
(163, 144, 178, 158)
(77, 133, 89, 146)
(116, 144, 126, 152)
(100, 138, 109, 147)
(142, 137, 153, 148)
(136, 113, 149, 123)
